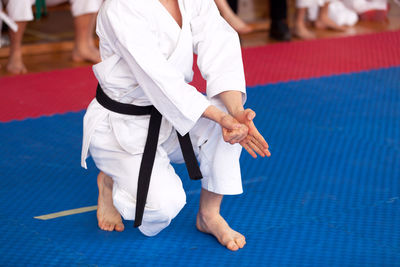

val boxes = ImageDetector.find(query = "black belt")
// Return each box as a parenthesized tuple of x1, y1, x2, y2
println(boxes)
(96, 84, 202, 227)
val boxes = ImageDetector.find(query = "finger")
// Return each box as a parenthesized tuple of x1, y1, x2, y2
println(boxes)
(223, 128, 248, 144)
(248, 135, 263, 148)
(250, 129, 269, 149)
(248, 135, 271, 157)
(249, 135, 270, 154)
(230, 135, 246, 144)
(222, 128, 228, 142)
(231, 134, 248, 144)
(235, 134, 248, 143)
(223, 128, 237, 143)
(241, 141, 257, 158)
(229, 127, 248, 143)
(247, 139, 266, 157)
(222, 128, 235, 142)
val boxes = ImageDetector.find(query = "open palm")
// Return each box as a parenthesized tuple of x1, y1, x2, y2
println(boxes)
(233, 109, 270, 158)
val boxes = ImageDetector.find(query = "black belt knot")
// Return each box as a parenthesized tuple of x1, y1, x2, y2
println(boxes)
(95, 84, 202, 227)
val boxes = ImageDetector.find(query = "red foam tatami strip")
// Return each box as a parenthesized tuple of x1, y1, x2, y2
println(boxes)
(1, 30, 400, 122)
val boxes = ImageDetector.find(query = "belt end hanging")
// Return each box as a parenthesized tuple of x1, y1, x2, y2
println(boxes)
(177, 132, 203, 180)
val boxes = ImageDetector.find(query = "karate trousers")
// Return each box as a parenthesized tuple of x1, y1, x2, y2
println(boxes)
(1, 0, 102, 21)
(87, 100, 243, 237)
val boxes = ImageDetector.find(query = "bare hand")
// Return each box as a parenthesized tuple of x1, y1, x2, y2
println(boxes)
(219, 114, 249, 144)
(233, 109, 271, 158)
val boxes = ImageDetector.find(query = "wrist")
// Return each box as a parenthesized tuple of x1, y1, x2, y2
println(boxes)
(202, 105, 227, 124)
(217, 91, 244, 117)
(228, 106, 244, 117)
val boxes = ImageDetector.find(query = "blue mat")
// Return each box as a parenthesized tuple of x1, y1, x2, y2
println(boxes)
(0, 67, 399, 266)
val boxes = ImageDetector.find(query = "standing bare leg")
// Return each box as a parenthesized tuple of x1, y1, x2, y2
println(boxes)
(97, 171, 125, 232)
(294, 8, 315, 39)
(7, 21, 28, 74)
(72, 13, 101, 63)
(86, 12, 99, 54)
(196, 188, 246, 251)
(214, 0, 253, 34)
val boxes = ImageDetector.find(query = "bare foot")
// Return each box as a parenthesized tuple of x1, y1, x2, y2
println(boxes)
(97, 172, 125, 232)
(293, 24, 316, 40)
(72, 46, 101, 64)
(315, 15, 346, 31)
(6, 54, 27, 74)
(196, 212, 246, 251)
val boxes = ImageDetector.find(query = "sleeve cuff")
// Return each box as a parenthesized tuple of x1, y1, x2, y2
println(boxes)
(174, 96, 211, 136)
(206, 73, 247, 104)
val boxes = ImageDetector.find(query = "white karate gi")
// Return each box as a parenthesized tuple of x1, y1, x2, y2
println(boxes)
(81, 0, 246, 236)
(328, 1, 358, 26)
(1, 0, 102, 21)
(296, 0, 330, 9)
(298, 0, 358, 26)
(342, 0, 387, 14)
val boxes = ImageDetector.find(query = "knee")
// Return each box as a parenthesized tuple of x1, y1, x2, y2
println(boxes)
(139, 189, 186, 236)
(112, 183, 186, 236)
(148, 186, 187, 222)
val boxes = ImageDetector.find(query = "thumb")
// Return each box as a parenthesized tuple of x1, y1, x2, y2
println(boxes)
(245, 109, 256, 121)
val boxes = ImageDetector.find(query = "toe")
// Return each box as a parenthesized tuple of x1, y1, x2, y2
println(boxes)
(104, 223, 112, 231)
(226, 240, 239, 251)
(115, 222, 125, 232)
(235, 237, 246, 248)
(99, 222, 107, 231)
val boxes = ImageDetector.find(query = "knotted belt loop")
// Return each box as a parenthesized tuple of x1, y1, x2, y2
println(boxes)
(96, 84, 152, 115)
(95, 84, 202, 228)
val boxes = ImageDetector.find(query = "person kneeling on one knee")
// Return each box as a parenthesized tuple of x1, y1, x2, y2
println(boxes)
(81, 0, 271, 252)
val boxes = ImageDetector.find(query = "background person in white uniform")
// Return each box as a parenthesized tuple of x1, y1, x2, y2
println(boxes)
(82, 0, 271, 251)
(0, 0, 102, 74)
(294, 0, 346, 39)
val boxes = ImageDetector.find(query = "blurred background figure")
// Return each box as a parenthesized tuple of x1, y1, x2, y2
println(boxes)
(320, 1, 359, 27)
(342, 0, 388, 21)
(294, 0, 389, 40)
(0, 0, 102, 74)
(215, 0, 291, 40)
(0, 0, 397, 77)
(215, 0, 254, 34)
(294, 0, 347, 40)
(0, 3, 13, 47)
(269, 0, 291, 41)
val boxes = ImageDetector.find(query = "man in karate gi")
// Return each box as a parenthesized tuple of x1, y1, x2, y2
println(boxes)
(0, 0, 102, 74)
(81, 0, 270, 251)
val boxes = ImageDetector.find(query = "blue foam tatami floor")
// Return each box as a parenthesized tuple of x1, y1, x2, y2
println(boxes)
(0, 67, 399, 266)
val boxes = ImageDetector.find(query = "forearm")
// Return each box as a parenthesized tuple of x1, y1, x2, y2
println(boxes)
(202, 105, 228, 124)
(217, 90, 244, 116)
